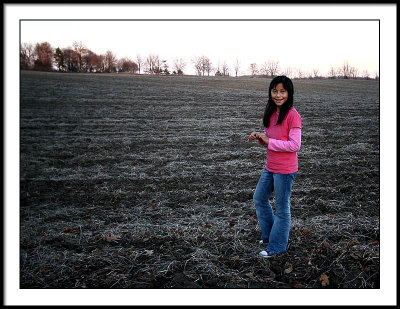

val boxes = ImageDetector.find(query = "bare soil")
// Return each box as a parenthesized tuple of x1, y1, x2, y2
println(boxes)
(20, 71, 379, 288)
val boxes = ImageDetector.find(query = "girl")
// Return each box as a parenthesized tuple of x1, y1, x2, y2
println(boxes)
(248, 75, 302, 258)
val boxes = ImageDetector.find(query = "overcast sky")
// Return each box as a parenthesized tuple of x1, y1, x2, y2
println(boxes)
(20, 19, 379, 76)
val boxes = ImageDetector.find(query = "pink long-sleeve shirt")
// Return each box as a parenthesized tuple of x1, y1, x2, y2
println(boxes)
(259, 107, 302, 174)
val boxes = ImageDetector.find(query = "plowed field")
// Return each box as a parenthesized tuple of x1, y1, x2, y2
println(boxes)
(20, 71, 379, 289)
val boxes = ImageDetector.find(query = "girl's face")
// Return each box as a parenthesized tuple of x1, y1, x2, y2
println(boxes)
(271, 83, 288, 111)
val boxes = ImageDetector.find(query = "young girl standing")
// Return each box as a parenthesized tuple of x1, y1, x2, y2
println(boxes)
(248, 75, 302, 258)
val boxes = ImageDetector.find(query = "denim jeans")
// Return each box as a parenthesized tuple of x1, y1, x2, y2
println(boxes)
(253, 168, 297, 254)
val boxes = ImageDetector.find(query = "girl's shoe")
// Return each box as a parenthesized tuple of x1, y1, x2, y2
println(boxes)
(259, 239, 268, 245)
(259, 250, 275, 258)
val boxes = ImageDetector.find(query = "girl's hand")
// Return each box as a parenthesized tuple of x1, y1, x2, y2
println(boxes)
(248, 132, 269, 144)
(248, 131, 260, 141)
(257, 133, 269, 144)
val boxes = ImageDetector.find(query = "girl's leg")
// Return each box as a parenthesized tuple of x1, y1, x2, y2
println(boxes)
(253, 168, 275, 243)
(266, 172, 297, 254)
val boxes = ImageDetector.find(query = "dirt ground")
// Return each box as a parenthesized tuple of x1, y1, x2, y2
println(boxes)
(20, 71, 379, 289)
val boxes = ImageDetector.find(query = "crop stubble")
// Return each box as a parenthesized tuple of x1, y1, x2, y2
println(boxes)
(20, 71, 379, 288)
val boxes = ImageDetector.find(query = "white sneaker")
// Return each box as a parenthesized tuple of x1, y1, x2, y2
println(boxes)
(259, 239, 267, 245)
(259, 250, 275, 258)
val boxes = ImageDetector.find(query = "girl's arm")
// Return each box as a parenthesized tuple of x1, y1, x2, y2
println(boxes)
(267, 127, 302, 152)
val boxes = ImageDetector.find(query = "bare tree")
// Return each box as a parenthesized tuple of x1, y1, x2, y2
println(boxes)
(136, 54, 144, 74)
(173, 58, 186, 75)
(328, 66, 336, 78)
(221, 60, 229, 76)
(146, 54, 161, 74)
(215, 60, 221, 76)
(72, 41, 87, 72)
(267, 60, 279, 77)
(203, 56, 212, 76)
(145, 54, 153, 73)
(96, 54, 106, 73)
(249, 63, 258, 76)
(341, 61, 351, 79)
(200, 56, 207, 76)
(104, 50, 117, 73)
(145, 54, 153, 74)
(260, 61, 269, 77)
(283, 67, 293, 78)
(161, 60, 170, 75)
(233, 57, 241, 77)
(62, 48, 75, 72)
(312, 68, 320, 79)
(82, 49, 98, 72)
(296, 68, 304, 79)
(20, 42, 34, 70)
(192, 55, 212, 76)
(153, 56, 162, 74)
(117, 57, 138, 73)
(192, 56, 203, 76)
(362, 69, 370, 79)
(350, 66, 358, 79)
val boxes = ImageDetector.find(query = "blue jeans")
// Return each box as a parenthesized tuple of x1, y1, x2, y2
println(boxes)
(253, 168, 297, 254)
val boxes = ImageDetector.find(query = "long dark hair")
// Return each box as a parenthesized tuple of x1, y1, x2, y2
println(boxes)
(263, 75, 294, 128)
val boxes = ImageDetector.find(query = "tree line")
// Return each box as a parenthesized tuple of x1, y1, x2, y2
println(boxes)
(20, 41, 379, 80)
(247, 61, 378, 80)
(20, 41, 186, 75)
